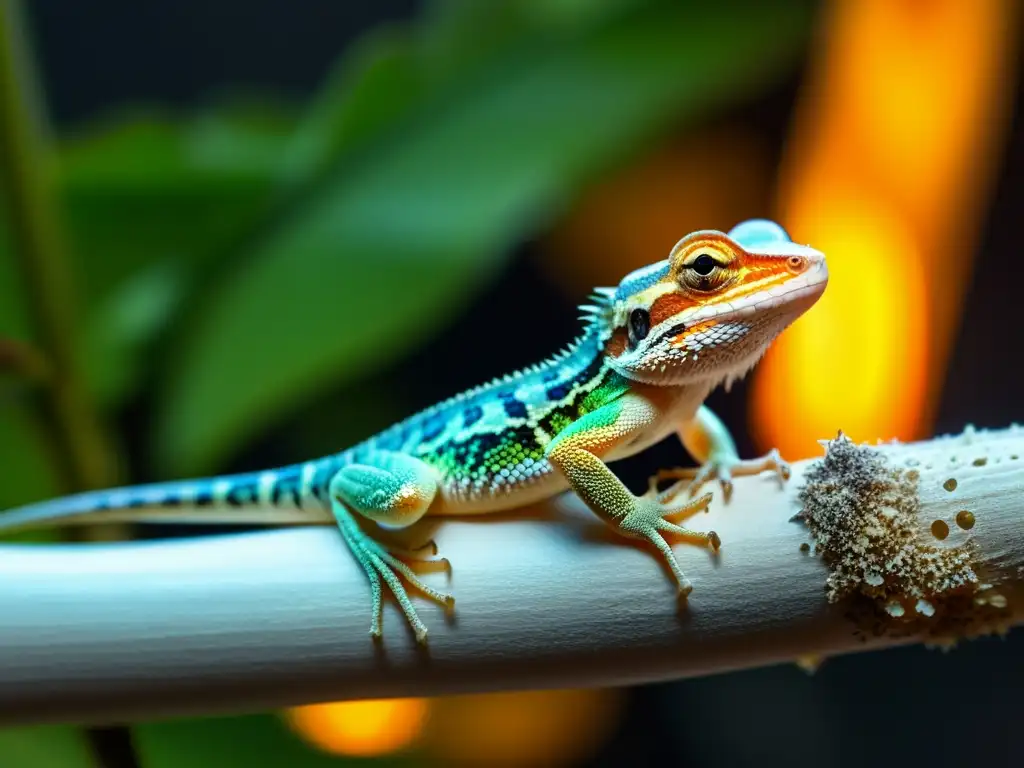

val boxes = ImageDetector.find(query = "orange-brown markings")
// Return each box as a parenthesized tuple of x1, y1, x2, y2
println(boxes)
(604, 329, 628, 358)
(670, 320, 717, 348)
(649, 292, 700, 327)
(647, 257, 797, 329)
(718, 265, 800, 304)
(393, 486, 429, 512)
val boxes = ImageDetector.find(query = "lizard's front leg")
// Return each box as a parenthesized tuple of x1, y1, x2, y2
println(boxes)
(329, 451, 454, 643)
(650, 405, 790, 502)
(546, 394, 718, 597)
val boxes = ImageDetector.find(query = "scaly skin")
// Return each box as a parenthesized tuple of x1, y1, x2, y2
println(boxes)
(0, 219, 828, 642)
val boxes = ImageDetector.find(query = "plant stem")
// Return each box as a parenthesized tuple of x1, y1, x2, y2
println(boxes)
(0, 5, 137, 768)
(0, 0, 113, 493)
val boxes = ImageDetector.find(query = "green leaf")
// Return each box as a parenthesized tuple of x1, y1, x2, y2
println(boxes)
(283, 0, 652, 182)
(80, 259, 186, 406)
(133, 713, 414, 768)
(156, 1, 811, 475)
(55, 102, 297, 407)
(280, 28, 423, 186)
(59, 102, 294, 300)
(0, 724, 93, 768)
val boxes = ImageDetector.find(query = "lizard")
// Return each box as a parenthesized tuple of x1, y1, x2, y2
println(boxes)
(0, 218, 828, 643)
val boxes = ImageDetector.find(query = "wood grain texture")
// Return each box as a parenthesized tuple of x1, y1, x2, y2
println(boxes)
(0, 427, 1021, 726)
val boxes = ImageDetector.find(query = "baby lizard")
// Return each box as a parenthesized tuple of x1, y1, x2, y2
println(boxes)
(0, 219, 828, 642)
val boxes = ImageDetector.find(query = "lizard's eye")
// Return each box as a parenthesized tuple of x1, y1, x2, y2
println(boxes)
(691, 253, 717, 276)
(628, 308, 650, 349)
(680, 250, 729, 292)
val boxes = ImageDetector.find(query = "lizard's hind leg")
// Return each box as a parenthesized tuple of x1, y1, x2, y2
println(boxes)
(329, 452, 454, 643)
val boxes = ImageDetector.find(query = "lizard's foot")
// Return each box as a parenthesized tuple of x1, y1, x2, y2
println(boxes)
(618, 492, 718, 597)
(329, 453, 453, 642)
(340, 520, 455, 643)
(649, 448, 790, 502)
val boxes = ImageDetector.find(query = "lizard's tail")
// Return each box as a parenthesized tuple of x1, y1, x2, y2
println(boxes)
(0, 460, 338, 534)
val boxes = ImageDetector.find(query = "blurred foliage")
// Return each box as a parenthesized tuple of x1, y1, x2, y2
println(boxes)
(0, 725, 92, 768)
(154, 0, 813, 475)
(0, 0, 813, 765)
(133, 713, 413, 768)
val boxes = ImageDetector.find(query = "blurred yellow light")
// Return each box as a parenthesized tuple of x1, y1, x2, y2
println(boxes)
(287, 698, 428, 757)
(753, 0, 1016, 455)
(838, 0, 1008, 220)
(752, 194, 929, 456)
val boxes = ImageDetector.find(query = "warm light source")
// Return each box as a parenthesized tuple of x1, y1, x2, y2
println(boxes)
(286, 698, 428, 757)
(752, 194, 929, 454)
(752, 0, 1018, 456)
(423, 689, 623, 766)
(540, 129, 773, 296)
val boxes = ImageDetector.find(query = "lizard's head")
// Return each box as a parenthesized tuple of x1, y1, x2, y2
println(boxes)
(600, 219, 828, 388)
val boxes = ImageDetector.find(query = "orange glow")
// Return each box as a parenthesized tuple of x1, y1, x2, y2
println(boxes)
(424, 689, 623, 766)
(838, 1, 1008, 221)
(751, 195, 929, 455)
(540, 129, 773, 295)
(286, 698, 428, 757)
(753, 0, 1017, 456)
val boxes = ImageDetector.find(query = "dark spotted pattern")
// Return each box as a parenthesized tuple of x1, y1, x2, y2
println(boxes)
(421, 411, 449, 442)
(462, 404, 484, 428)
(270, 466, 304, 507)
(502, 396, 528, 420)
(546, 354, 605, 402)
(545, 382, 571, 400)
(226, 482, 258, 507)
(537, 366, 614, 439)
(42, 314, 619, 521)
(373, 425, 406, 451)
(422, 422, 546, 484)
(310, 456, 346, 501)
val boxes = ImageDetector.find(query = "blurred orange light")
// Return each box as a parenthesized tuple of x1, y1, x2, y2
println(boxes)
(540, 129, 773, 296)
(752, 0, 1017, 456)
(423, 689, 623, 766)
(287, 698, 428, 757)
(752, 194, 929, 455)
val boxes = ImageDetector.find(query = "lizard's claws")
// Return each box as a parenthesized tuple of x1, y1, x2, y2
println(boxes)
(617, 491, 717, 597)
(648, 448, 791, 503)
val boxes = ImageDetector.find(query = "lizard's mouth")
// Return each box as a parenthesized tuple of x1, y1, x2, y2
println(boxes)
(654, 322, 689, 349)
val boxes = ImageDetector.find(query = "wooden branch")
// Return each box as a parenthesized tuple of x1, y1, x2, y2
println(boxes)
(0, 426, 1020, 727)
